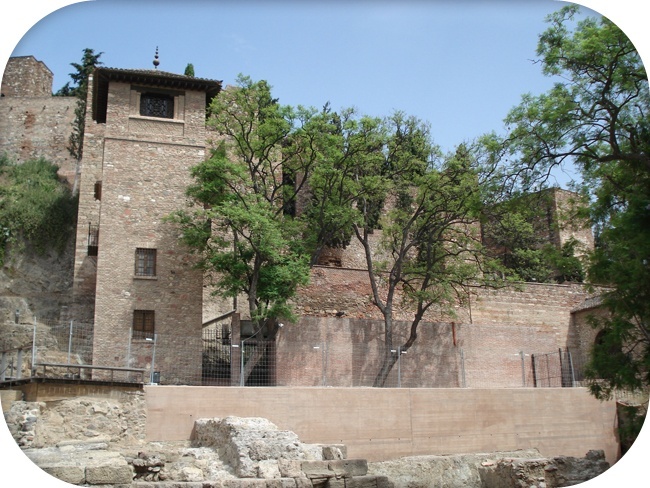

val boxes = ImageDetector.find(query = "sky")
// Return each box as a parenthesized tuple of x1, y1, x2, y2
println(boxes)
(0, 2, 649, 486)
(2, 1, 645, 171)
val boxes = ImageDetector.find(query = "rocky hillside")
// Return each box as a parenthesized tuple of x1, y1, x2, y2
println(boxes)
(0, 236, 75, 348)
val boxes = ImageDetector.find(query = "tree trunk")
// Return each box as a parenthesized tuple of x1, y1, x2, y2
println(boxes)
(373, 349, 399, 387)
(241, 342, 266, 385)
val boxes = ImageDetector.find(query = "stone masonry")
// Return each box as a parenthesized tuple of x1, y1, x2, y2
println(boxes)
(0, 56, 77, 184)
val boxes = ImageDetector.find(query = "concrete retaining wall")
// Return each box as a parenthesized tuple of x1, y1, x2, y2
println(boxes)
(144, 386, 619, 465)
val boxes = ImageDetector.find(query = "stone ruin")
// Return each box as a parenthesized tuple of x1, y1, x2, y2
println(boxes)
(189, 416, 392, 487)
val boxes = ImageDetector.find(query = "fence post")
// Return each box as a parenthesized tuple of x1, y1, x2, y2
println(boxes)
(460, 348, 466, 388)
(531, 354, 537, 387)
(240, 339, 245, 387)
(16, 349, 23, 380)
(322, 342, 328, 387)
(520, 350, 526, 387)
(67, 320, 74, 364)
(567, 349, 576, 387)
(126, 327, 133, 369)
(0, 352, 6, 382)
(150, 333, 158, 384)
(558, 348, 564, 387)
(31, 318, 37, 376)
(397, 346, 402, 388)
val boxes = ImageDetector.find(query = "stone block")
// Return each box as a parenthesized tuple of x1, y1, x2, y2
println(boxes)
(42, 465, 85, 485)
(293, 476, 314, 488)
(223, 479, 269, 487)
(375, 476, 394, 488)
(278, 459, 303, 478)
(329, 459, 368, 478)
(85, 464, 134, 485)
(266, 479, 299, 488)
(322, 445, 344, 460)
(345, 476, 380, 488)
(258, 460, 281, 479)
(301, 460, 332, 479)
(325, 479, 345, 488)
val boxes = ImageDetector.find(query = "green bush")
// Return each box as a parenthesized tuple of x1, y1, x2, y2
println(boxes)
(0, 155, 77, 265)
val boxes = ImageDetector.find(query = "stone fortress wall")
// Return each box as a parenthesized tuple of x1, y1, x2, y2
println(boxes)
(0, 56, 78, 185)
(0, 55, 603, 389)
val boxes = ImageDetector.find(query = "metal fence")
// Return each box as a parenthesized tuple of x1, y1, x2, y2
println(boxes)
(531, 349, 584, 388)
(2, 318, 589, 389)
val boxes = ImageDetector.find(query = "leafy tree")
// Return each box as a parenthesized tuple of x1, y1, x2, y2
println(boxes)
(481, 191, 585, 283)
(501, 6, 650, 404)
(171, 75, 327, 383)
(0, 155, 77, 265)
(55, 48, 103, 161)
(301, 105, 386, 265)
(184, 63, 195, 77)
(308, 110, 505, 386)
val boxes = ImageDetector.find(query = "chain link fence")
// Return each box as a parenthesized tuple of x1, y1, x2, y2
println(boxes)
(2, 318, 590, 389)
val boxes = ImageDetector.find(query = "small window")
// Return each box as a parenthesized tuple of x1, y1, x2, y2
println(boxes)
(133, 310, 155, 340)
(135, 248, 157, 277)
(88, 224, 99, 256)
(94, 181, 102, 201)
(140, 93, 174, 119)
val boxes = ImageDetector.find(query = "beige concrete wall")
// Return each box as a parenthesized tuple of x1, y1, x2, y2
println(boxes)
(144, 386, 618, 465)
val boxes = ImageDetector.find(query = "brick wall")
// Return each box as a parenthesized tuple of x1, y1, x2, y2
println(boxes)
(278, 268, 597, 387)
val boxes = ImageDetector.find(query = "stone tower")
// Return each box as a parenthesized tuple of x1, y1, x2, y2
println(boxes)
(72, 65, 221, 383)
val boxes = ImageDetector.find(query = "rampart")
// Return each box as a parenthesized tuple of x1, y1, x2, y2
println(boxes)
(0, 56, 77, 185)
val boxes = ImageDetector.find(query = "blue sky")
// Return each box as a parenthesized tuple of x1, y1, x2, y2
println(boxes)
(1, 0, 649, 178)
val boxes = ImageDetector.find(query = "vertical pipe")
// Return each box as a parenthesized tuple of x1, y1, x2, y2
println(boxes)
(531, 354, 537, 388)
(520, 350, 526, 387)
(558, 348, 564, 387)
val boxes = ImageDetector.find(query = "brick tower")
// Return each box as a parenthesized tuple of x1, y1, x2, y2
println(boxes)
(72, 62, 221, 384)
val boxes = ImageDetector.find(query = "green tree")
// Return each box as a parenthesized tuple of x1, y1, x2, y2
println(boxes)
(0, 156, 77, 265)
(55, 48, 103, 162)
(184, 63, 195, 77)
(309, 111, 505, 386)
(171, 75, 325, 383)
(502, 6, 650, 403)
(301, 105, 385, 265)
(481, 191, 585, 283)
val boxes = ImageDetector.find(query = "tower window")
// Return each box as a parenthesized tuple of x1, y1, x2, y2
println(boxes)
(135, 248, 157, 277)
(133, 310, 155, 340)
(140, 93, 174, 119)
